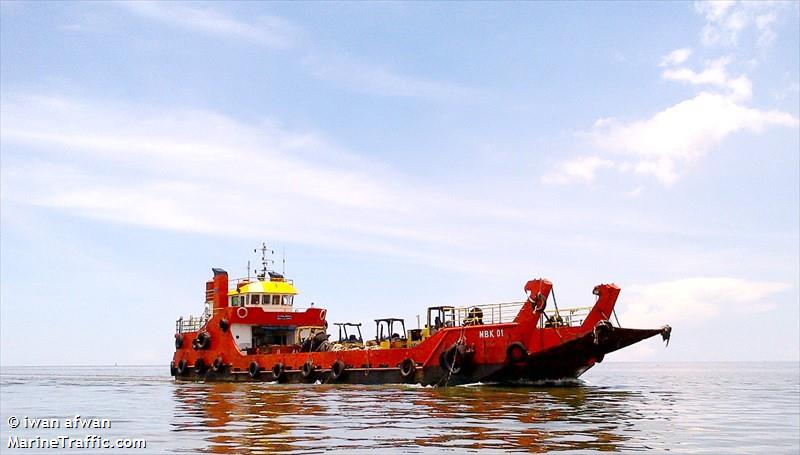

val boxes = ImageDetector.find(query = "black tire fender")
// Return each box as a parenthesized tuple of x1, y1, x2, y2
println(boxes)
(176, 359, 188, 376)
(194, 358, 207, 374)
(248, 362, 260, 378)
(212, 356, 224, 373)
(439, 344, 465, 374)
(195, 332, 211, 350)
(593, 320, 613, 345)
(507, 342, 529, 363)
(400, 358, 416, 379)
(271, 363, 285, 381)
(330, 360, 345, 381)
(301, 361, 315, 379)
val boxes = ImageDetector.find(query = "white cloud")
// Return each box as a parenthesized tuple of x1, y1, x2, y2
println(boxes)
(662, 56, 752, 100)
(545, 2, 797, 187)
(619, 277, 790, 328)
(118, 1, 299, 49)
(589, 92, 798, 184)
(695, 1, 789, 47)
(541, 156, 613, 185)
(659, 47, 693, 67)
(0, 95, 536, 273)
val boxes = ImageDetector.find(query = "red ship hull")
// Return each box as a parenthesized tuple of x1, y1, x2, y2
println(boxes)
(171, 269, 670, 386)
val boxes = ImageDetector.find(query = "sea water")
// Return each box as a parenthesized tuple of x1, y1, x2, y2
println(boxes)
(0, 362, 798, 453)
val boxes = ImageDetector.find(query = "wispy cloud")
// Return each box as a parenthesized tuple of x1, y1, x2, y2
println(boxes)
(301, 53, 484, 102)
(0, 95, 526, 273)
(117, 1, 299, 49)
(541, 156, 613, 185)
(619, 277, 790, 327)
(113, 2, 482, 103)
(659, 47, 693, 67)
(694, 0, 789, 47)
(662, 56, 752, 100)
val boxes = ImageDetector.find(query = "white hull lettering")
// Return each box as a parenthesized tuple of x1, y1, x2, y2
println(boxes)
(478, 328, 504, 339)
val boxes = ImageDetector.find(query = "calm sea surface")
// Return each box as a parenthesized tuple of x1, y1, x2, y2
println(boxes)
(0, 362, 797, 454)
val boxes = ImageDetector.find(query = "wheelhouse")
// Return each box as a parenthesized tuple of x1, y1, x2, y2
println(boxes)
(228, 277, 298, 311)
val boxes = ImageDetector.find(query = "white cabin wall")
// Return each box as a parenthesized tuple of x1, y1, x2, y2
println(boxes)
(231, 324, 252, 350)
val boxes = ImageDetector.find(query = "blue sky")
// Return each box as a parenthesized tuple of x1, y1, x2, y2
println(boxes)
(1, 1, 798, 365)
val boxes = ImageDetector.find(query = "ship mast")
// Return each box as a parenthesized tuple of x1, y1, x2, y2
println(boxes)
(254, 242, 274, 281)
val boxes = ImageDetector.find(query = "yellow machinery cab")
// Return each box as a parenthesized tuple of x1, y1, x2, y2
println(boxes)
(422, 306, 456, 339)
(375, 318, 407, 349)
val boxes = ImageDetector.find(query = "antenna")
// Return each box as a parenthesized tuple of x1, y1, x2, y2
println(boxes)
(254, 242, 274, 280)
(282, 247, 286, 275)
(246, 260, 251, 280)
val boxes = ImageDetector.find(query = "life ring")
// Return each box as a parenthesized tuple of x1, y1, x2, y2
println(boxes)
(320, 309, 327, 321)
(301, 361, 315, 379)
(248, 362, 260, 378)
(439, 344, 466, 374)
(330, 360, 345, 381)
(194, 332, 211, 350)
(237, 307, 248, 319)
(400, 358, 416, 379)
(271, 363, 285, 381)
(212, 356, 224, 373)
(219, 319, 230, 332)
(506, 342, 529, 363)
(194, 358, 207, 374)
(175, 334, 183, 349)
(176, 359, 188, 376)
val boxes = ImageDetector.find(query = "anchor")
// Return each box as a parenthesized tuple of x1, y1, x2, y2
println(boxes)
(661, 325, 672, 347)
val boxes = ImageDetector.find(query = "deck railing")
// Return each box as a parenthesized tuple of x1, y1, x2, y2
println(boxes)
(175, 314, 209, 334)
(453, 301, 594, 328)
(455, 301, 525, 325)
(538, 306, 593, 328)
(229, 276, 294, 288)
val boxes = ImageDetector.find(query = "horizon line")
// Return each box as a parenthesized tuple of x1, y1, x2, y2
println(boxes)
(2, 360, 799, 368)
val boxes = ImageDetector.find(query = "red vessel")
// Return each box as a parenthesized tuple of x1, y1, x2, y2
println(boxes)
(171, 246, 671, 386)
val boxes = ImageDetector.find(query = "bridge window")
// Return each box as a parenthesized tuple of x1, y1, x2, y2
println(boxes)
(251, 294, 260, 305)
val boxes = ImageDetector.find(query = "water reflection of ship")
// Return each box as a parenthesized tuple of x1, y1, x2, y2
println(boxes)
(408, 385, 637, 452)
(173, 383, 317, 453)
(171, 383, 646, 453)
